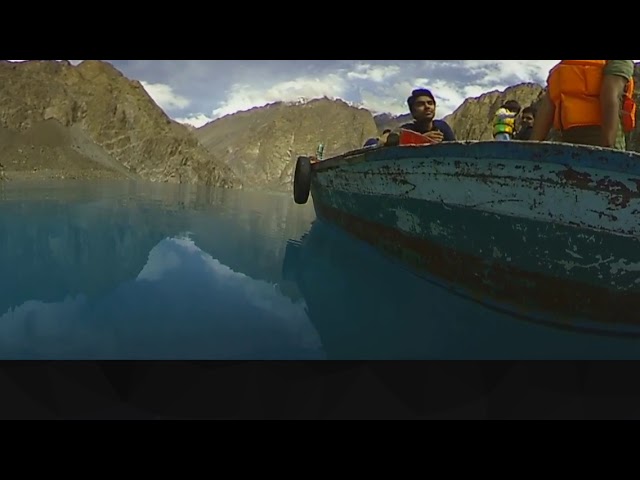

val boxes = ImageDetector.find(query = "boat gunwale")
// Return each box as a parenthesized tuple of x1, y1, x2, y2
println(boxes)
(310, 140, 640, 177)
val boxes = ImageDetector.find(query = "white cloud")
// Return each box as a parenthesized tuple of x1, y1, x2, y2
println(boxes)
(7, 59, 84, 65)
(353, 61, 563, 117)
(357, 78, 429, 115)
(462, 60, 561, 85)
(212, 73, 348, 118)
(174, 113, 213, 128)
(356, 77, 478, 117)
(359, 90, 408, 116)
(463, 84, 507, 99)
(348, 61, 561, 117)
(140, 81, 191, 111)
(347, 63, 400, 82)
(18, 59, 637, 125)
(421, 80, 469, 116)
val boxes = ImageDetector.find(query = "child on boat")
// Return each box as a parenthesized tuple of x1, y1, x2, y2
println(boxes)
(493, 100, 521, 141)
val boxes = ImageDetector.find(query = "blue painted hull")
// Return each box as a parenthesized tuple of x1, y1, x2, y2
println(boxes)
(307, 140, 640, 335)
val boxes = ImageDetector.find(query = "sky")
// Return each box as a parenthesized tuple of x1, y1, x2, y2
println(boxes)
(8, 60, 639, 128)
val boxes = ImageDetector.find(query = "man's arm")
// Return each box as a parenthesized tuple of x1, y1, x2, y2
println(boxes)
(600, 73, 628, 148)
(530, 92, 554, 141)
(600, 60, 634, 148)
(437, 121, 456, 141)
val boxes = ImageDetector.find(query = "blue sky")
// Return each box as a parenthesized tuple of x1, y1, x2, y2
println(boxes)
(11, 60, 638, 128)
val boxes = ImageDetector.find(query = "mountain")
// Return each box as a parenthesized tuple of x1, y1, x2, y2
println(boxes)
(0, 183, 188, 317)
(0, 60, 240, 188)
(194, 97, 378, 191)
(373, 112, 412, 133)
(3, 60, 640, 190)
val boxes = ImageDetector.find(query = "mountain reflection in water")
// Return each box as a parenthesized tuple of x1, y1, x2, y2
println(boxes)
(1, 179, 640, 359)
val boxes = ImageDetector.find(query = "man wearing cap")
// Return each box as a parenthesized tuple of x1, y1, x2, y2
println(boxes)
(398, 88, 456, 143)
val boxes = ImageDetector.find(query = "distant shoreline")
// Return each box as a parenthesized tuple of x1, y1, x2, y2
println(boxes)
(0, 168, 129, 183)
(0, 170, 298, 198)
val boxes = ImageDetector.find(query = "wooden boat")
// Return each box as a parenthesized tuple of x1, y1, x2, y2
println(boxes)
(291, 140, 640, 336)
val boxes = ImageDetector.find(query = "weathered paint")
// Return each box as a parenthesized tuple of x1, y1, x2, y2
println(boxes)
(308, 141, 640, 334)
(314, 141, 640, 236)
(312, 188, 640, 291)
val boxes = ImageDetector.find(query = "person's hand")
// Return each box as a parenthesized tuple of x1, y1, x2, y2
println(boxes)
(601, 130, 617, 149)
(424, 130, 444, 143)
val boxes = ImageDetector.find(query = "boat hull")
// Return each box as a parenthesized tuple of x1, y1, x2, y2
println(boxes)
(308, 141, 640, 335)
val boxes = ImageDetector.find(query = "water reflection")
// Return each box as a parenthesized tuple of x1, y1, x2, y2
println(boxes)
(282, 219, 640, 360)
(2, 179, 640, 359)
(0, 180, 321, 359)
(0, 235, 323, 359)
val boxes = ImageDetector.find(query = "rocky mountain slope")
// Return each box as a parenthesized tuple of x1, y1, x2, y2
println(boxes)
(194, 98, 378, 191)
(3, 60, 640, 190)
(0, 60, 239, 187)
(373, 112, 412, 134)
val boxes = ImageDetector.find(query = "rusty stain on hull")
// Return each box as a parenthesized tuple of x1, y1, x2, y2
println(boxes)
(556, 169, 639, 208)
(557, 168, 593, 189)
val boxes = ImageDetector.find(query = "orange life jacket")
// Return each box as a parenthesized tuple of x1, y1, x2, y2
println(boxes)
(547, 60, 636, 133)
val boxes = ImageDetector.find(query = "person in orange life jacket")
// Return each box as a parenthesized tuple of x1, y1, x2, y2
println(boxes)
(530, 60, 635, 150)
(515, 106, 536, 140)
(398, 89, 456, 143)
(493, 100, 521, 141)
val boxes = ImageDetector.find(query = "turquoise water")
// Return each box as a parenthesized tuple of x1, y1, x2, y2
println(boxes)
(1, 179, 640, 359)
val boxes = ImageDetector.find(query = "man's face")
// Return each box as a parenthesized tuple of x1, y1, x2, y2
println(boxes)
(411, 96, 436, 121)
(521, 112, 535, 128)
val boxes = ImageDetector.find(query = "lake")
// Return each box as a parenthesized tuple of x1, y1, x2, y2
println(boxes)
(1, 179, 640, 359)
